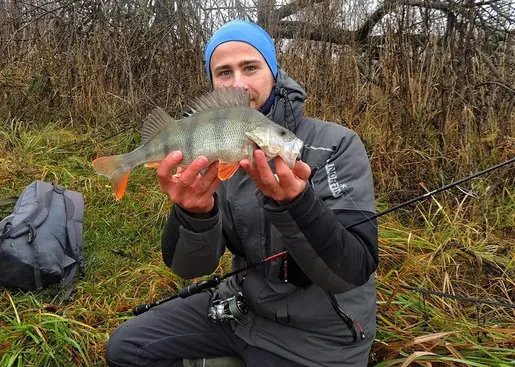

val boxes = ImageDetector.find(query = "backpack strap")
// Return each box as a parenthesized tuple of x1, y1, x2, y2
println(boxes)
(59, 266, 78, 304)
(58, 186, 85, 303)
(29, 182, 59, 291)
(0, 181, 53, 239)
(27, 221, 43, 290)
(28, 231, 43, 291)
(62, 187, 85, 275)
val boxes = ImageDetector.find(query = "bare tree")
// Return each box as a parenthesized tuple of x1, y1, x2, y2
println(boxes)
(0, 0, 513, 182)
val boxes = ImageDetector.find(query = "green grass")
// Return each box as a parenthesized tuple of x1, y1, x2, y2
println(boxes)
(0, 120, 514, 366)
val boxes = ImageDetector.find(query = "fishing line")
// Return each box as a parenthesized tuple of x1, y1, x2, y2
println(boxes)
(130, 93, 513, 345)
(132, 157, 513, 308)
(346, 156, 515, 230)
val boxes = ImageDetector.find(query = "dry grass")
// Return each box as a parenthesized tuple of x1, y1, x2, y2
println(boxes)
(1, 1, 514, 366)
(0, 99, 513, 367)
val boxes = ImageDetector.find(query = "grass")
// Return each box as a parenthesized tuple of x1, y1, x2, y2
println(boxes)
(0, 119, 514, 366)
(373, 190, 515, 365)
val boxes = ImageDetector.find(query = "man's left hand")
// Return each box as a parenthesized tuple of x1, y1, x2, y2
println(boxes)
(240, 150, 311, 204)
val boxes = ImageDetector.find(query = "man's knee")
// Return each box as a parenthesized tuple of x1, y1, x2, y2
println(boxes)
(105, 324, 135, 366)
(105, 317, 186, 367)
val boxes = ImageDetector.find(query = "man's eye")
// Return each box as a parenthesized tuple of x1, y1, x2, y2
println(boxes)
(246, 65, 256, 72)
(220, 70, 231, 77)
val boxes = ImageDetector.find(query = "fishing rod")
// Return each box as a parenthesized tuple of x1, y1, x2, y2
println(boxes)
(132, 157, 514, 316)
(347, 156, 514, 229)
(133, 249, 364, 343)
(132, 251, 287, 316)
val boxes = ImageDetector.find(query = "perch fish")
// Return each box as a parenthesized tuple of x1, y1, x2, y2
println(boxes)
(92, 87, 303, 200)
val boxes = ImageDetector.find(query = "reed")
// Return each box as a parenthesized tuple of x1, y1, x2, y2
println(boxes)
(0, 1, 513, 365)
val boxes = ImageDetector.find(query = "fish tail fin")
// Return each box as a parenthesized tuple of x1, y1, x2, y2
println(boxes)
(92, 155, 132, 200)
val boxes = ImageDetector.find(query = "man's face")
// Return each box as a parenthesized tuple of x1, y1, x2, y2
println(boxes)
(210, 41, 275, 110)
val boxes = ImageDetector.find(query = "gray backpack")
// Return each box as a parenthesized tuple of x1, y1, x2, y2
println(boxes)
(0, 180, 84, 293)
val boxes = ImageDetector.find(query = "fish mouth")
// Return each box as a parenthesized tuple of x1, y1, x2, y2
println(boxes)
(254, 138, 303, 168)
(280, 138, 303, 168)
(245, 130, 303, 167)
(252, 142, 275, 160)
(251, 142, 272, 156)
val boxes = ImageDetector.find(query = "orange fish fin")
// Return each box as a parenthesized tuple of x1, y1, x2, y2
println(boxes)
(92, 155, 131, 200)
(218, 161, 239, 180)
(144, 162, 161, 169)
(114, 172, 131, 200)
(92, 155, 122, 177)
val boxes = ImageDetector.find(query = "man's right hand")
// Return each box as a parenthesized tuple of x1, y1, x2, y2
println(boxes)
(157, 151, 221, 214)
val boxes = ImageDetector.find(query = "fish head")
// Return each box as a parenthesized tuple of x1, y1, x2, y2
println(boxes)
(245, 125, 303, 169)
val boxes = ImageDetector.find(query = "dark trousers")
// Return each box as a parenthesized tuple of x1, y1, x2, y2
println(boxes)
(106, 292, 305, 367)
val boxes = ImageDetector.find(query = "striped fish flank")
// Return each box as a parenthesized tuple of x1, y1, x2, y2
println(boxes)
(92, 87, 303, 200)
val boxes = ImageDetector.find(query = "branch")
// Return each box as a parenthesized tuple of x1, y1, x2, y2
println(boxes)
(273, 0, 326, 20)
(265, 0, 511, 45)
(355, 2, 393, 43)
(475, 81, 515, 95)
(399, 0, 453, 13)
(270, 20, 428, 46)
(475, 48, 504, 81)
(269, 0, 457, 43)
(270, 20, 354, 44)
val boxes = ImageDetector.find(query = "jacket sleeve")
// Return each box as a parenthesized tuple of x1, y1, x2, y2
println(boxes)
(161, 193, 226, 279)
(259, 131, 378, 293)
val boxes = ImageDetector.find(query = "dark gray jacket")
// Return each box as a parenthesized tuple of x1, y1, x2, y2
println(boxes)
(162, 69, 378, 367)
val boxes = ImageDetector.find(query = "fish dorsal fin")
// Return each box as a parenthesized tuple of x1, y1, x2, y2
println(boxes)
(141, 107, 175, 144)
(183, 87, 251, 117)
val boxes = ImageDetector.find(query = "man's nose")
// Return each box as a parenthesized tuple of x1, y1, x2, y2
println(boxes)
(232, 74, 247, 89)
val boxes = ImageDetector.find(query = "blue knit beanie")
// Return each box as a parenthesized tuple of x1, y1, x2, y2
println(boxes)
(204, 20, 278, 83)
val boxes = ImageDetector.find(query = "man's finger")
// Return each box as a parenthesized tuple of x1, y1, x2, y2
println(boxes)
(253, 150, 279, 188)
(157, 151, 183, 179)
(201, 175, 222, 199)
(176, 156, 209, 189)
(293, 160, 311, 181)
(194, 161, 220, 193)
(274, 157, 296, 188)
(240, 159, 261, 183)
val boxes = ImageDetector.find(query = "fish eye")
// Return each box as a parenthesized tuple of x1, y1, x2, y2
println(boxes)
(280, 130, 287, 136)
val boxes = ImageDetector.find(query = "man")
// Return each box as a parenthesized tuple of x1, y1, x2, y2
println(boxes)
(106, 20, 378, 367)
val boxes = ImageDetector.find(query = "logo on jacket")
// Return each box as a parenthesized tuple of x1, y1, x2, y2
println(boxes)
(325, 163, 347, 198)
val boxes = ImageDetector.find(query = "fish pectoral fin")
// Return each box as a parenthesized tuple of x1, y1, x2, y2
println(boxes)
(218, 161, 240, 181)
(144, 162, 161, 169)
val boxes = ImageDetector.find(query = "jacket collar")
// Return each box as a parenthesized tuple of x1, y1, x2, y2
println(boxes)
(266, 68, 308, 132)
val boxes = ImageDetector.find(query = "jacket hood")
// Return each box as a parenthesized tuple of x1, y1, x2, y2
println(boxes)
(267, 68, 308, 132)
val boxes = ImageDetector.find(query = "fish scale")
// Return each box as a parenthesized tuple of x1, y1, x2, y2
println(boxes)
(92, 87, 303, 200)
